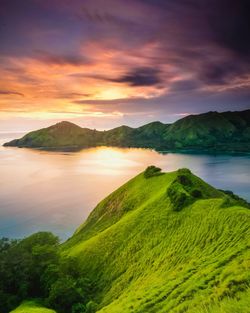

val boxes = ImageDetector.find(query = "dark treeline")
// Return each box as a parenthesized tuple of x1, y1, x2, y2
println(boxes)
(0, 233, 97, 313)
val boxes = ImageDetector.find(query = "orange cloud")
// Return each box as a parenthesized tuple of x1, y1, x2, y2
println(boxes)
(0, 41, 171, 120)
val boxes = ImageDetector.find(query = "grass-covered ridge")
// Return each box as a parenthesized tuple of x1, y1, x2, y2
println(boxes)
(2, 168, 249, 313)
(4, 109, 250, 152)
(9, 301, 56, 313)
(61, 167, 250, 313)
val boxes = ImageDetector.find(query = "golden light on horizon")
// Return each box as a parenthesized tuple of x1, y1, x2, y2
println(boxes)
(0, 39, 171, 124)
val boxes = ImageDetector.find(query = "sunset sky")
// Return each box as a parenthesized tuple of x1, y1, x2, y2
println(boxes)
(0, 0, 249, 131)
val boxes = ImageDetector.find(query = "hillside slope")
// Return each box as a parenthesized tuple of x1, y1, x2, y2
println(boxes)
(62, 167, 250, 313)
(10, 301, 56, 313)
(3, 121, 102, 150)
(4, 110, 250, 152)
(163, 110, 250, 151)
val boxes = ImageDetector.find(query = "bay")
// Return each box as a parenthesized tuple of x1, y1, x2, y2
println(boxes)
(0, 132, 249, 240)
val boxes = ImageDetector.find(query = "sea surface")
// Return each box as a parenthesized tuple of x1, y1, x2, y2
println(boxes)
(0, 132, 250, 240)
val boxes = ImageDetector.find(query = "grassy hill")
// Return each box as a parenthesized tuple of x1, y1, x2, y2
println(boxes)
(4, 109, 250, 152)
(3, 121, 102, 150)
(59, 167, 250, 313)
(3, 167, 250, 313)
(163, 110, 250, 151)
(10, 301, 56, 313)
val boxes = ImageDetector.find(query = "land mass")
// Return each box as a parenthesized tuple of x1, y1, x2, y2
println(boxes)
(2, 167, 250, 313)
(4, 109, 250, 153)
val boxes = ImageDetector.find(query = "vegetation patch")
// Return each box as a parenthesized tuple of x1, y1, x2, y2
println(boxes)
(167, 182, 193, 211)
(167, 169, 204, 211)
(0, 233, 96, 313)
(144, 165, 163, 178)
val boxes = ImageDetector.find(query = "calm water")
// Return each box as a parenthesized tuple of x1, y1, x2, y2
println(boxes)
(0, 132, 249, 240)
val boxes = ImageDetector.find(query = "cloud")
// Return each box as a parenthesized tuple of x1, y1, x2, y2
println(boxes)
(112, 67, 162, 87)
(0, 0, 249, 126)
(56, 92, 94, 99)
(198, 61, 249, 86)
(208, 0, 250, 57)
(0, 90, 24, 97)
(169, 80, 201, 93)
(73, 97, 146, 106)
(34, 50, 90, 66)
(71, 67, 164, 87)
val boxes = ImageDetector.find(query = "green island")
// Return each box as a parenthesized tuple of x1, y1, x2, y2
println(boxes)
(1, 167, 249, 313)
(4, 110, 250, 153)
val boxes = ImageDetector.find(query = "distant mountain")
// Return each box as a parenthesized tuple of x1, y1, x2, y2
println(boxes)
(61, 167, 250, 312)
(4, 110, 250, 152)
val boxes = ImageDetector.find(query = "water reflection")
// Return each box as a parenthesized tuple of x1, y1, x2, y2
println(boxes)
(0, 133, 249, 240)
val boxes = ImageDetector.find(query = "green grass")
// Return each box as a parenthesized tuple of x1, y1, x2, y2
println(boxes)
(61, 168, 250, 313)
(9, 301, 56, 313)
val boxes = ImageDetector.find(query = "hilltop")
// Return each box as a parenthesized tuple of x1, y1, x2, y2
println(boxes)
(9, 301, 56, 313)
(3, 109, 250, 152)
(61, 167, 250, 313)
(2, 167, 250, 313)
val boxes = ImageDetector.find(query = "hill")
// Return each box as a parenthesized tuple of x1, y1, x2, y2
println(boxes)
(10, 301, 56, 313)
(61, 167, 250, 313)
(3, 121, 102, 151)
(163, 110, 250, 151)
(4, 110, 250, 152)
(2, 167, 250, 313)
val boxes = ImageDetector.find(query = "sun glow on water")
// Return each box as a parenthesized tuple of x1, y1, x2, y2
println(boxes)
(0, 139, 249, 240)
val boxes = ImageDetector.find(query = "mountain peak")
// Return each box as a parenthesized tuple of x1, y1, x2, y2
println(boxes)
(52, 121, 81, 129)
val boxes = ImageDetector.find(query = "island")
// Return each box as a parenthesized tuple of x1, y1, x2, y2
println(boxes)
(3, 109, 250, 153)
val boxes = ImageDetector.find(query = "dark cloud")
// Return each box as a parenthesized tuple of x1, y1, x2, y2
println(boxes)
(199, 62, 247, 86)
(208, 0, 250, 57)
(169, 80, 201, 93)
(70, 68, 163, 87)
(113, 67, 162, 86)
(0, 90, 24, 97)
(80, 6, 139, 29)
(163, 0, 250, 87)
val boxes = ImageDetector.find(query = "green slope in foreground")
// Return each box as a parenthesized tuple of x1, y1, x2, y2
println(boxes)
(61, 167, 250, 313)
(10, 301, 56, 313)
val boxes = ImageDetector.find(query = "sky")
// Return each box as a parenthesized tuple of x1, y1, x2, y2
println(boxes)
(0, 0, 250, 131)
